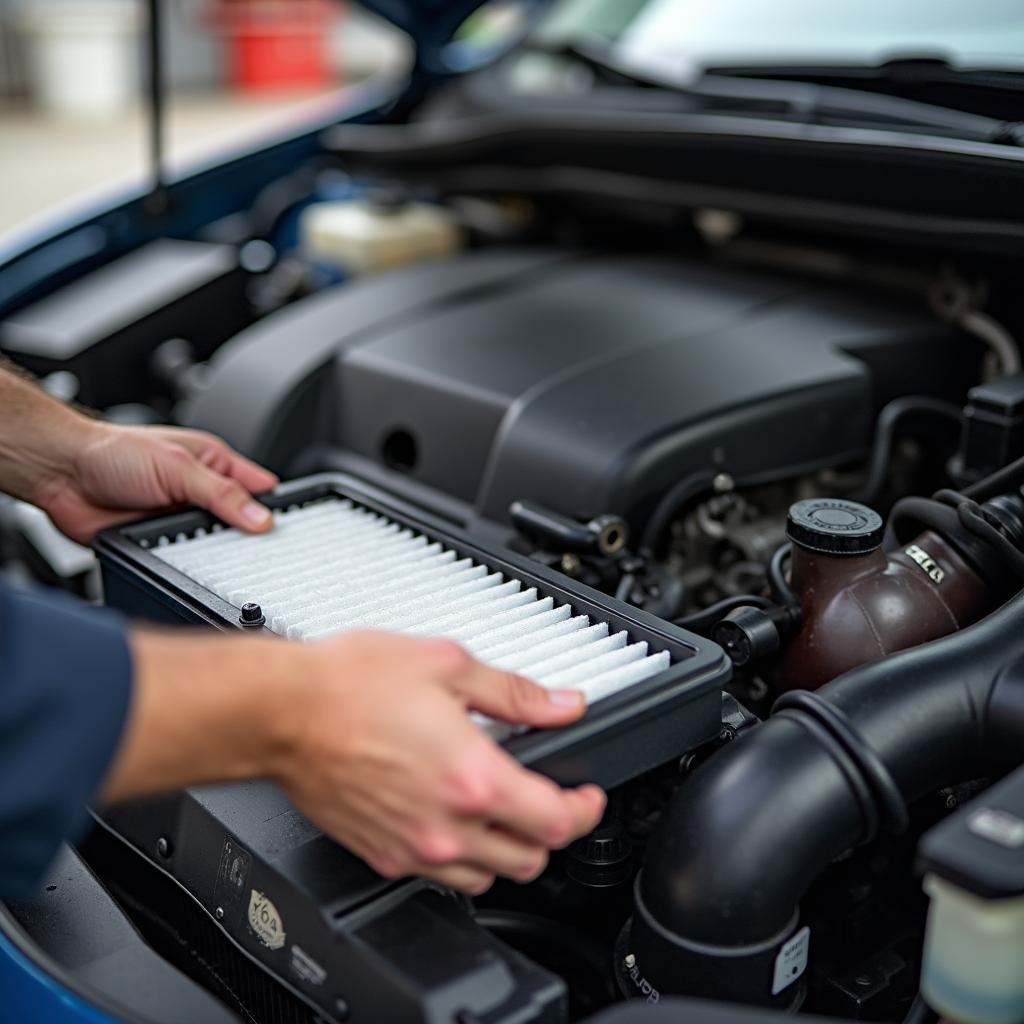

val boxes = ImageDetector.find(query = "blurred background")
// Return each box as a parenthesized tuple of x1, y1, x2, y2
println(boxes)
(8, 2, 1020, 242)
(0, 0, 412, 237)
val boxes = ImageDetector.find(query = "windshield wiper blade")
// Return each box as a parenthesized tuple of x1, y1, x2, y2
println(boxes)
(524, 39, 1015, 145)
(700, 55, 1024, 141)
(707, 55, 1024, 92)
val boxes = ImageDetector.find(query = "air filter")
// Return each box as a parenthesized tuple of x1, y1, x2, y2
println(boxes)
(97, 473, 729, 787)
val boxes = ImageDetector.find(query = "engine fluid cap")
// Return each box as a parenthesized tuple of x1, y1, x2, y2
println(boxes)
(786, 499, 884, 556)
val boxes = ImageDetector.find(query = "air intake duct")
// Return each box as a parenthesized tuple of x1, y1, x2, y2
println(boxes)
(628, 589, 1024, 1008)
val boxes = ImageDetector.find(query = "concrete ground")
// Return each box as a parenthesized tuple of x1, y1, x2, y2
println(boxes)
(0, 7, 410, 242)
(0, 86, 358, 240)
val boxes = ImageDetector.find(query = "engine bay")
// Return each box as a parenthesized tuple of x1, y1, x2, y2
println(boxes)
(5, 88, 1024, 1024)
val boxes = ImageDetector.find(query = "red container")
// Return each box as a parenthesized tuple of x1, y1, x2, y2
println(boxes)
(218, 1, 337, 92)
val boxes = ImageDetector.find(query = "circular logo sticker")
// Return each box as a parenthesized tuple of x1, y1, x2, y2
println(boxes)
(248, 889, 285, 950)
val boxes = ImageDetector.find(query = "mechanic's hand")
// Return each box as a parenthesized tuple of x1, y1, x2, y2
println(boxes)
(282, 632, 607, 894)
(39, 422, 278, 543)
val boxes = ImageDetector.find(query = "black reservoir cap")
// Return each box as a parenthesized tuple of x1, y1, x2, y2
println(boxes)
(566, 821, 632, 887)
(787, 499, 884, 556)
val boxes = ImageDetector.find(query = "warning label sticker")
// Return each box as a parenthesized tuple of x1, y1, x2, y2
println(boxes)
(772, 926, 810, 996)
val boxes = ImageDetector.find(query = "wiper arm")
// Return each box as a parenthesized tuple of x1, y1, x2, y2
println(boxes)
(701, 55, 1024, 140)
(706, 55, 1024, 93)
(523, 39, 1014, 144)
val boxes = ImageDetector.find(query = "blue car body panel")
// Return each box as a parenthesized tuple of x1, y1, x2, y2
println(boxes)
(0, 924, 119, 1024)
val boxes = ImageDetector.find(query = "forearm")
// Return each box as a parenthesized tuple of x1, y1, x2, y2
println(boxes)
(0, 361, 100, 505)
(102, 630, 303, 803)
(99, 629, 604, 895)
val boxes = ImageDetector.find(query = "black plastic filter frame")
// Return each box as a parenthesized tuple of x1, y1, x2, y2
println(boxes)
(96, 472, 730, 788)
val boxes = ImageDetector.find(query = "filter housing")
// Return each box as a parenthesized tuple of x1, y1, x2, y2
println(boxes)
(96, 472, 730, 788)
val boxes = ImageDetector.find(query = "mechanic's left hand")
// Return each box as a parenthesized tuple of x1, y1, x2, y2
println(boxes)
(39, 423, 278, 543)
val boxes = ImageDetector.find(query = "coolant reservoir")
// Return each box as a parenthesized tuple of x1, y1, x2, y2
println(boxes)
(922, 876, 1024, 1024)
(780, 499, 993, 691)
(300, 198, 460, 275)
(919, 767, 1024, 1024)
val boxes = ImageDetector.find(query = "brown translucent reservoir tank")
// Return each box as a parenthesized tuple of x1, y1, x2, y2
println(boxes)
(780, 498, 993, 691)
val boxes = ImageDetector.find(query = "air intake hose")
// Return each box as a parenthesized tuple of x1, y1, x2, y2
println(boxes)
(629, 590, 1024, 1008)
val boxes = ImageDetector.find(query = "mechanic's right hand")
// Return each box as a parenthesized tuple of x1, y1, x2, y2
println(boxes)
(280, 631, 607, 895)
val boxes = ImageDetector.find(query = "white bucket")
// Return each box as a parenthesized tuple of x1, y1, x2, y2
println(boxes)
(20, 2, 141, 119)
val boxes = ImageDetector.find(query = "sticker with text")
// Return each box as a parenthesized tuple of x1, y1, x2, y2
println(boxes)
(248, 889, 285, 950)
(772, 926, 810, 996)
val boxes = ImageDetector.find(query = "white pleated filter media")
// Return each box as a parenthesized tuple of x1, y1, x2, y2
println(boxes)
(148, 500, 672, 713)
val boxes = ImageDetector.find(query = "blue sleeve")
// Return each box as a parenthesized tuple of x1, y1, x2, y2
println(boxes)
(0, 581, 133, 899)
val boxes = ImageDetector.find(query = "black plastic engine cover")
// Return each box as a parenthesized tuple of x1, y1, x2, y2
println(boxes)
(185, 248, 977, 528)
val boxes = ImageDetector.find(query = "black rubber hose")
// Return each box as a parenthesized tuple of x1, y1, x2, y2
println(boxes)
(640, 469, 719, 554)
(933, 487, 1024, 578)
(767, 542, 798, 612)
(614, 572, 638, 604)
(511, 500, 605, 553)
(474, 908, 618, 1009)
(473, 910, 611, 980)
(510, 501, 630, 561)
(962, 450, 1024, 502)
(958, 499, 1024, 578)
(855, 396, 963, 507)
(631, 589, 1024, 1006)
(674, 594, 771, 635)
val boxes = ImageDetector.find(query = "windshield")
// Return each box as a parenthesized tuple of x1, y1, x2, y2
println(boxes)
(535, 0, 1024, 76)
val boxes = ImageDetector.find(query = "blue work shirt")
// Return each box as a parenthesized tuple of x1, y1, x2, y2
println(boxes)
(0, 581, 132, 899)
